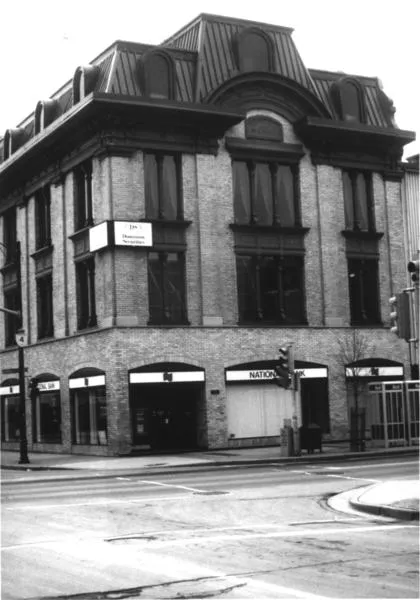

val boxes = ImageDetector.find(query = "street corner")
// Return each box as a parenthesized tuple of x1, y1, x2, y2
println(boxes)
(348, 480, 420, 521)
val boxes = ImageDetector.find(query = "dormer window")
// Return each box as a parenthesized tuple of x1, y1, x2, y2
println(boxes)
(331, 77, 366, 123)
(34, 100, 59, 134)
(73, 65, 100, 105)
(140, 52, 174, 100)
(3, 128, 25, 160)
(235, 28, 273, 73)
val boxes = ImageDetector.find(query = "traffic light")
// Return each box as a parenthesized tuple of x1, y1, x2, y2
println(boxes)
(389, 292, 411, 340)
(408, 260, 419, 284)
(274, 347, 291, 388)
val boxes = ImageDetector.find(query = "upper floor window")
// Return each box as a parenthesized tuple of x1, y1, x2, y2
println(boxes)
(233, 160, 300, 227)
(348, 258, 381, 325)
(343, 170, 374, 232)
(76, 258, 97, 330)
(74, 161, 93, 231)
(148, 251, 187, 325)
(144, 153, 182, 220)
(34, 100, 59, 134)
(2, 208, 17, 263)
(35, 186, 51, 250)
(236, 254, 306, 324)
(236, 28, 272, 72)
(331, 78, 366, 124)
(3, 128, 26, 160)
(140, 52, 174, 100)
(36, 273, 54, 339)
(3, 286, 20, 347)
(73, 66, 99, 105)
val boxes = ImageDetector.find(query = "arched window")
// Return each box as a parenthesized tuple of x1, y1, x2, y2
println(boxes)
(236, 28, 272, 73)
(35, 100, 59, 134)
(73, 65, 99, 105)
(330, 77, 366, 123)
(3, 128, 25, 159)
(140, 52, 174, 100)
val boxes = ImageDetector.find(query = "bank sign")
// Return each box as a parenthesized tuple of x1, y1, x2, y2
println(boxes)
(226, 368, 328, 382)
(89, 221, 153, 252)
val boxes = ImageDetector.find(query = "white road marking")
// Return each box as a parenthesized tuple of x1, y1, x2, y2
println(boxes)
(144, 523, 415, 548)
(4, 493, 194, 510)
(137, 479, 206, 493)
(327, 474, 380, 483)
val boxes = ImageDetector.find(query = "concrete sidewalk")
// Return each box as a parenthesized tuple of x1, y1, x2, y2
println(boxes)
(1, 445, 419, 520)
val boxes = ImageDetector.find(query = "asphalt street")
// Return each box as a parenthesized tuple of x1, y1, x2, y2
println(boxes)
(2, 456, 419, 599)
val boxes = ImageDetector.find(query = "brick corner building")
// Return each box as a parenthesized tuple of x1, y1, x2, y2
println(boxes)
(0, 14, 416, 456)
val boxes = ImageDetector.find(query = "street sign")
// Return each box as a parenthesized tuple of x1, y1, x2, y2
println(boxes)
(15, 330, 27, 347)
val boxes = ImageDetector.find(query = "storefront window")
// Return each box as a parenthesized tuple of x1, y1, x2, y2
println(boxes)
(71, 387, 107, 445)
(1, 394, 20, 441)
(33, 392, 61, 443)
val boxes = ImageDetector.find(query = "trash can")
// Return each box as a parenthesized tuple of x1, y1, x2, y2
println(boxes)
(299, 423, 322, 454)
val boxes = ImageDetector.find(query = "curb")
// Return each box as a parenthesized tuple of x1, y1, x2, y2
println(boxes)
(1, 448, 419, 484)
(349, 497, 419, 521)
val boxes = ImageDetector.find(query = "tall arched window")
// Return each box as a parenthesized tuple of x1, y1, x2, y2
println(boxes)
(35, 100, 59, 134)
(236, 28, 272, 72)
(73, 65, 99, 105)
(330, 78, 366, 123)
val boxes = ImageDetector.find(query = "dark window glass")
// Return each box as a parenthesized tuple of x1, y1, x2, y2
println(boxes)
(341, 81, 362, 122)
(76, 258, 97, 330)
(343, 171, 374, 232)
(35, 186, 51, 249)
(144, 153, 181, 220)
(71, 387, 107, 445)
(33, 392, 61, 443)
(236, 255, 305, 324)
(146, 54, 171, 99)
(1, 395, 20, 441)
(37, 274, 54, 339)
(74, 161, 93, 230)
(233, 161, 299, 226)
(3, 287, 20, 346)
(3, 208, 17, 263)
(239, 32, 270, 72)
(148, 251, 187, 324)
(348, 258, 381, 324)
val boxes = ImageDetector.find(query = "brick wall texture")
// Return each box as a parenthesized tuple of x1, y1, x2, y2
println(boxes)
(0, 109, 411, 456)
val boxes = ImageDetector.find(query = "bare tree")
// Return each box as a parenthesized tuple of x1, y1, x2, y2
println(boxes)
(335, 330, 376, 451)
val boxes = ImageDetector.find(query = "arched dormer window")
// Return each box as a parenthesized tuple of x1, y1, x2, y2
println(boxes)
(3, 128, 26, 160)
(235, 28, 273, 73)
(73, 65, 100, 105)
(34, 100, 59, 134)
(330, 77, 366, 123)
(139, 51, 174, 100)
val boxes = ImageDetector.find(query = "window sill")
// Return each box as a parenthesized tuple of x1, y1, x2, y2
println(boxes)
(341, 230, 384, 240)
(237, 320, 309, 327)
(147, 320, 191, 327)
(143, 219, 192, 229)
(31, 244, 54, 260)
(350, 321, 383, 327)
(230, 224, 309, 235)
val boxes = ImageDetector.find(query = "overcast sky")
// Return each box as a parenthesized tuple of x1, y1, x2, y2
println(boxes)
(1, 0, 418, 158)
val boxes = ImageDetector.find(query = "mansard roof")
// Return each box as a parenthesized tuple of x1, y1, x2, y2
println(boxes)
(0, 12, 415, 180)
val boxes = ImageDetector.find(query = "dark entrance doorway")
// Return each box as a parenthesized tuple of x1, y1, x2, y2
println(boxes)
(300, 378, 330, 434)
(131, 383, 200, 451)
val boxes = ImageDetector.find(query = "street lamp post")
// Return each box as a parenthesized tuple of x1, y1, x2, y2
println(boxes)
(0, 240, 29, 464)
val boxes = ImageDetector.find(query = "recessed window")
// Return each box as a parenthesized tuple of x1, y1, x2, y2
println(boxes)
(236, 254, 306, 324)
(32, 383, 61, 444)
(148, 251, 187, 325)
(73, 66, 99, 105)
(3, 287, 20, 347)
(2, 207, 17, 263)
(343, 170, 374, 232)
(34, 100, 59, 134)
(141, 52, 173, 100)
(76, 258, 97, 330)
(74, 160, 93, 230)
(348, 258, 380, 325)
(331, 78, 366, 123)
(35, 186, 51, 249)
(236, 28, 272, 72)
(233, 160, 299, 227)
(71, 386, 107, 445)
(144, 153, 182, 220)
(36, 273, 54, 339)
(1, 390, 20, 441)
(3, 128, 25, 159)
